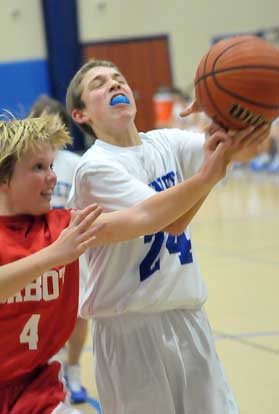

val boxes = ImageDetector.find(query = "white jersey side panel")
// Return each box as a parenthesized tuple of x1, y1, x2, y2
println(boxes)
(51, 150, 88, 301)
(68, 129, 207, 318)
(51, 150, 81, 209)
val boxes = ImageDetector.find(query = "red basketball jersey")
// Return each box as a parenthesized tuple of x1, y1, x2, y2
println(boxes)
(0, 209, 79, 384)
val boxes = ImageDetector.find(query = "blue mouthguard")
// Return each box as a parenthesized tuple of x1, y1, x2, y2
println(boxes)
(110, 95, 130, 106)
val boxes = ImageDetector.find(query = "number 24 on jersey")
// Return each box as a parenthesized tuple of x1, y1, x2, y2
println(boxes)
(140, 231, 193, 281)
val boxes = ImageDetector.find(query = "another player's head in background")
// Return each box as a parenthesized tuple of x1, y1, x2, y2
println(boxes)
(66, 59, 136, 140)
(30, 95, 71, 130)
(0, 116, 71, 216)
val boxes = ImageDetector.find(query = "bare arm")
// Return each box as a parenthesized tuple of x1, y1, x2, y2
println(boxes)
(88, 133, 229, 245)
(0, 205, 103, 301)
(164, 195, 208, 235)
(0, 244, 63, 302)
(3, 125, 266, 300)
(0, 161, 212, 300)
(160, 123, 271, 235)
(92, 174, 209, 244)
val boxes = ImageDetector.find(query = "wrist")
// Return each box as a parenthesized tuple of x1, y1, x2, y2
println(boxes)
(197, 167, 220, 189)
(40, 244, 61, 269)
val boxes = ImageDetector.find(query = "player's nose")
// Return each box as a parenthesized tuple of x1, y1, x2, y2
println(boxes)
(109, 79, 121, 92)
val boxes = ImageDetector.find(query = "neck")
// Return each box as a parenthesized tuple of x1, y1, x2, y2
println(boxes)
(0, 198, 14, 216)
(94, 123, 142, 147)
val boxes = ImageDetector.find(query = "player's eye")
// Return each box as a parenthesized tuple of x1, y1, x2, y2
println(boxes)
(33, 163, 44, 171)
(90, 78, 104, 89)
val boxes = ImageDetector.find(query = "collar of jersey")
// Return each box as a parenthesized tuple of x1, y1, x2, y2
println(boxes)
(94, 139, 144, 153)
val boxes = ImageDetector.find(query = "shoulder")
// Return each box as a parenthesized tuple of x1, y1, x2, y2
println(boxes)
(141, 128, 204, 155)
(76, 145, 126, 180)
(142, 128, 204, 144)
(42, 210, 72, 241)
(46, 209, 71, 227)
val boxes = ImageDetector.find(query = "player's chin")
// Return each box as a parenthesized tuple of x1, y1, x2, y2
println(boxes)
(33, 201, 51, 216)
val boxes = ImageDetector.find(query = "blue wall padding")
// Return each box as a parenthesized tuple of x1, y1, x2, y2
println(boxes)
(0, 59, 50, 117)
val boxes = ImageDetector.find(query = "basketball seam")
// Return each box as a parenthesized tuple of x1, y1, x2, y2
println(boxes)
(195, 65, 279, 85)
(211, 80, 279, 109)
(196, 36, 256, 87)
(211, 66, 279, 109)
(202, 49, 239, 129)
(197, 38, 279, 109)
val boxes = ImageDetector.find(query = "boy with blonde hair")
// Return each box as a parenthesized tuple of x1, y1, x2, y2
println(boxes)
(0, 111, 260, 413)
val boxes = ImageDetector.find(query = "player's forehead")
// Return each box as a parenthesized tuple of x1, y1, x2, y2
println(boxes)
(83, 66, 124, 85)
(20, 142, 55, 164)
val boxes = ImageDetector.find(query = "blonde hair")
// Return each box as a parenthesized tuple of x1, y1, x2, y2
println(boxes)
(0, 115, 71, 183)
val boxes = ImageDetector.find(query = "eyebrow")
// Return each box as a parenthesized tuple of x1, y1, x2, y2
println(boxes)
(88, 72, 124, 86)
(29, 156, 53, 164)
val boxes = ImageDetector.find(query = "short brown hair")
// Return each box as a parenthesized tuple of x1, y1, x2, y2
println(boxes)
(66, 59, 119, 137)
(30, 95, 71, 130)
(0, 116, 71, 184)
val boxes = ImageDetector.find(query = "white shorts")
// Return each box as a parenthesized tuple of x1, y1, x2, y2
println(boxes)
(93, 308, 238, 414)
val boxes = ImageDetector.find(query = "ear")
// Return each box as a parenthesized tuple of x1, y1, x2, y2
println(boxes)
(71, 108, 90, 125)
(0, 180, 9, 192)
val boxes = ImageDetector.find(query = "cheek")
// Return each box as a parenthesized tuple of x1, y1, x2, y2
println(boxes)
(126, 92, 137, 114)
(86, 92, 107, 120)
(9, 171, 44, 202)
(126, 87, 136, 105)
(92, 102, 108, 122)
(25, 176, 45, 193)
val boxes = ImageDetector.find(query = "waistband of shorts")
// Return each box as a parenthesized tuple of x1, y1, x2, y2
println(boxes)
(94, 307, 204, 324)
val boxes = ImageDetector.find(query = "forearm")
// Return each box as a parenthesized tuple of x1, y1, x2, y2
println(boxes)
(164, 194, 208, 235)
(92, 172, 214, 244)
(0, 245, 58, 301)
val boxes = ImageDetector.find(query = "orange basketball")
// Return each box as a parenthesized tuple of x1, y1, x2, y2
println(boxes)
(189, 35, 279, 130)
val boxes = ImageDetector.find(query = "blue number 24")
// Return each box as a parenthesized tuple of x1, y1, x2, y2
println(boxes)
(139, 232, 193, 281)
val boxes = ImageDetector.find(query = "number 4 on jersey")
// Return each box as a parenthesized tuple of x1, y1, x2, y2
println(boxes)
(20, 314, 40, 350)
(166, 234, 193, 264)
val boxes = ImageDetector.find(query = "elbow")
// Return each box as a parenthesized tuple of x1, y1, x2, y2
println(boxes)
(164, 223, 188, 236)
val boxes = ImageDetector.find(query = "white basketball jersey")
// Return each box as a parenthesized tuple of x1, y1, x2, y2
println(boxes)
(51, 149, 81, 209)
(68, 129, 207, 319)
(51, 149, 88, 301)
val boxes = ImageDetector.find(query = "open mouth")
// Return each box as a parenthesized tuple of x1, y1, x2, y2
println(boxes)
(41, 191, 53, 200)
(110, 94, 130, 106)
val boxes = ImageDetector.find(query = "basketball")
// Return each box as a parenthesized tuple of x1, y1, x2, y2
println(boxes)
(185, 35, 279, 130)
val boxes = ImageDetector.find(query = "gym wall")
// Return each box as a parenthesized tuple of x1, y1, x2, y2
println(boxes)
(0, 0, 278, 118)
